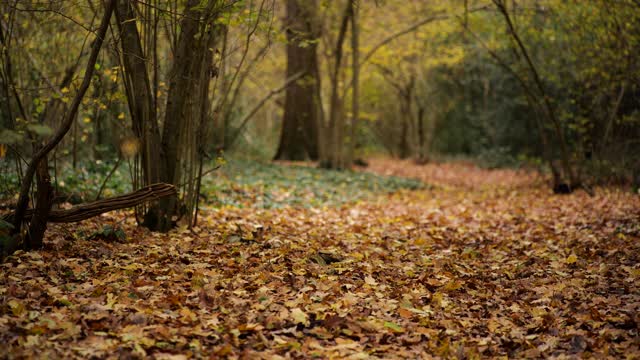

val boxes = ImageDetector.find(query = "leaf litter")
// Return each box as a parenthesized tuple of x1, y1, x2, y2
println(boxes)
(1, 159, 639, 358)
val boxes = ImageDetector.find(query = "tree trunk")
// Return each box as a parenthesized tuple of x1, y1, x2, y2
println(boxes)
(416, 105, 427, 162)
(115, 0, 161, 186)
(321, 0, 352, 169)
(159, 0, 220, 231)
(213, 26, 229, 151)
(349, 0, 359, 165)
(399, 116, 410, 159)
(275, 0, 320, 161)
(115, 0, 166, 228)
(23, 153, 52, 250)
(398, 82, 414, 159)
(0, 23, 15, 132)
(116, 0, 221, 231)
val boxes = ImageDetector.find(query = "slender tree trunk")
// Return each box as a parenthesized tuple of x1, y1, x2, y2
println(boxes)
(191, 21, 223, 227)
(493, 0, 577, 189)
(24, 152, 52, 250)
(115, 0, 166, 228)
(0, 23, 15, 132)
(322, 0, 352, 169)
(416, 105, 426, 162)
(115, 0, 161, 187)
(398, 82, 414, 159)
(399, 116, 410, 159)
(349, 0, 359, 165)
(213, 27, 229, 151)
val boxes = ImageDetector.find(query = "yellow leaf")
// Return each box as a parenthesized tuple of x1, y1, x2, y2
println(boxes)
(291, 308, 308, 325)
(487, 318, 500, 332)
(384, 321, 404, 333)
(179, 307, 197, 324)
(432, 292, 442, 305)
(8, 299, 26, 316)
(443, 280, 463, 292)
(566, 254, 578, 264)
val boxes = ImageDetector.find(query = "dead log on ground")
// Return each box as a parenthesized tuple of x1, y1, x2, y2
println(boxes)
(3, 183, 176, 224)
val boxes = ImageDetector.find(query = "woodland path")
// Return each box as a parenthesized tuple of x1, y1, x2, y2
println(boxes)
(1, 159, 639, 358)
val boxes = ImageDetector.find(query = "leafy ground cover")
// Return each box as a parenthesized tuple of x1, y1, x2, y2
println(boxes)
(1, 159, 639, 358)
(203, 159, 424, 208)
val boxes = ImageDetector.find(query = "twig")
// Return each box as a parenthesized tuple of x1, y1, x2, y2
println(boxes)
(95, 156, 123, 201)
(227, 70, 305, 148)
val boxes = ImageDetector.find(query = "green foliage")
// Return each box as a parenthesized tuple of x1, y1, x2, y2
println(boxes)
(0, 160, 20, 200)
(0, 159, 131, 202)
(26, 123, 53, 137)
(87, 225, 126, 243)
(0, 129, 26, 145)
(476, 147, 520, 169)
(56, 160, 131, 200)
(201, 159, 426, 208)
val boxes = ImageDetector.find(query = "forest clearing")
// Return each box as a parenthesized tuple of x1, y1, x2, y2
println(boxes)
(1, 0, 639, 358)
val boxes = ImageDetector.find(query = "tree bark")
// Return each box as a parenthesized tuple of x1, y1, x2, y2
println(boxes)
(114, 0, 161, 187)
(349, 0, 359, 165)
(275, 0, 320, 161)
(321, 0, 352, 169)
(416, 104, 426, 162)
(3, 184, 176, 224)
(0, 22, 16, 131)
(23, 153, 52, 250)
(158, 0, 219, 231)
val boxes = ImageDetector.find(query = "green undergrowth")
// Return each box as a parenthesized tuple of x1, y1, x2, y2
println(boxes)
(201, 158, 426, 209)
(0, 159, 131, 203)
(0, 158, 426, 209)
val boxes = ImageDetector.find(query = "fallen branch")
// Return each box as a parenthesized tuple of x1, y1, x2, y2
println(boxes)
(3, 183, 176, 224)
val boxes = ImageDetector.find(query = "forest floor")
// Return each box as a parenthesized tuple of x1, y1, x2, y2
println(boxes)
(1, 158, 639, 359)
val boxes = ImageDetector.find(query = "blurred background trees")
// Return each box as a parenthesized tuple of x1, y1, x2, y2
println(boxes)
(1, 0, 638, 250)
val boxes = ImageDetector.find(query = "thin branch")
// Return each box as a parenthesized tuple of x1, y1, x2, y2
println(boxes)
(95, 156, 123, 201)
(12, 0, 116, 232)
(359, 5, 489, 68)
(345, 4, 490, 91)
(227, 70, 305, 148)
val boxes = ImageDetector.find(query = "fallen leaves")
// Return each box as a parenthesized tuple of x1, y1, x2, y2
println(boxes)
(1, 159, 639, 358)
